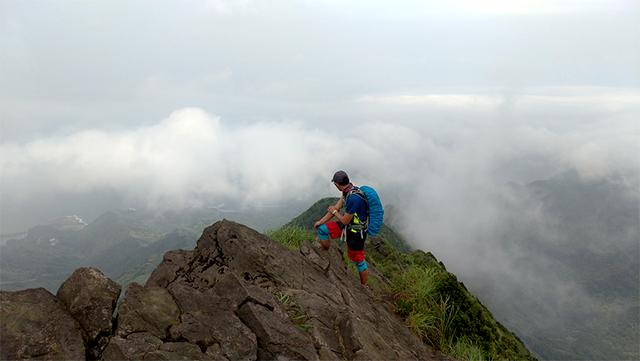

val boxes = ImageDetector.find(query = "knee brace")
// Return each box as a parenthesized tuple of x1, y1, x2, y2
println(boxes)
(353, 260, 368, 272)
(317, 224, 330, 240)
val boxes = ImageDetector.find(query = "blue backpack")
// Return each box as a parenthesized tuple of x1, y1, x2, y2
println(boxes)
(348, 185, 384, 237)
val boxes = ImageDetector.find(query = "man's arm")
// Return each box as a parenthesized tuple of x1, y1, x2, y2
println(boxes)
(327, 197, 353, 225)
(314, 198, 345, 228)
(332, 212, 354, 226)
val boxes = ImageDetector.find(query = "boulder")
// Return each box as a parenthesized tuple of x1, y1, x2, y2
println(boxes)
(0, 288, 85, 360)
(56, 267, 121, 358)
(116, 283, 180, 339)
(101, 332, 162, 361)
(167, 282, 257, 361)
(237, 301, 318, 361)
(146, 250, 193, 288)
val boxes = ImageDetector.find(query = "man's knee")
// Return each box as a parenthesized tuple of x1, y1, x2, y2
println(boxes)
(316, 224, 330, 240)
(353, 260, 368, 272)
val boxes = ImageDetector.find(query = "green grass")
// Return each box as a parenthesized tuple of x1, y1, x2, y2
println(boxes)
(448, 337, 491, 361)
(391, 265, 458, 349)
(367, 244, 536, 361)
(273, 290, 312, 332)
(267, 226, 315, 250)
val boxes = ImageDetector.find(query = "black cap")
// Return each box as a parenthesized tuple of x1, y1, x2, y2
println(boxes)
(331, 170, 349, 185)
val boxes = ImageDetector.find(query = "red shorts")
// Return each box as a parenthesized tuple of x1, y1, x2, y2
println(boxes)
(318, 221, 365, 262)
(317, 221, 343, 240)
(347, 248, 365, 263)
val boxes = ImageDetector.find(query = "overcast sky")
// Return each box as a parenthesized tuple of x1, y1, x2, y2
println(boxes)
(1, 0, 639, 233)
(2, 0, 638, 137)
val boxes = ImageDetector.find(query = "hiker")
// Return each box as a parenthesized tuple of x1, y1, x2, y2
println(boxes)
(314, 170, 369, 286)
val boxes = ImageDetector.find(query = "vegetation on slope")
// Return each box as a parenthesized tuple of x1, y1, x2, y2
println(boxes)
(270, 197, 536, 361)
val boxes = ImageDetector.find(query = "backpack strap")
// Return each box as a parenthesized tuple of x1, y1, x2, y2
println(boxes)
(346, 187, 369, 234)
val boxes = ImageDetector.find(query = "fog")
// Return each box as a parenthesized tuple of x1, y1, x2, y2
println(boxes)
(1, 1, 639, 358)
(3, 86, 638, 232)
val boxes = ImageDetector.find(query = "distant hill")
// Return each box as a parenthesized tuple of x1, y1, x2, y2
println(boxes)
(0, 203, 305, 292)
(0, 209, 205, 291)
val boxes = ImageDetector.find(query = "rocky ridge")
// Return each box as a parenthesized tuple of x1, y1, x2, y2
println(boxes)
(0, 219, 453, 360)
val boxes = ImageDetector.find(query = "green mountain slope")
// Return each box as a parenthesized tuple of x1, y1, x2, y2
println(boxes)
(0, 202, 305, 292)
(0, 210, 203, 292)
(273, 199, 536, 361)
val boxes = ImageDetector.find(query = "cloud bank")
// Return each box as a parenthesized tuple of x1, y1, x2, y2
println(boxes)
(2, 86, 638, 232)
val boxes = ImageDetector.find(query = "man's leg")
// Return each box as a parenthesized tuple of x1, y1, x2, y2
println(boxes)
(360, 269, 369, 286)
(355, 260, 369, 286)
(348, 248, 368, 286)
(316, 224, 332, 249)
(319, 238, 331, 250)
(316, 222, 342, 250)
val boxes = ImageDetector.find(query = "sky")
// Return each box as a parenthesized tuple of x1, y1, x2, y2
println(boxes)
(1, 1, 639, 357)
(0, 0, 638, 227)
(1, 0, 638, 229)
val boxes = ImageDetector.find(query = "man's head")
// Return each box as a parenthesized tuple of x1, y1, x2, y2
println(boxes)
(332, 170, 350, 190)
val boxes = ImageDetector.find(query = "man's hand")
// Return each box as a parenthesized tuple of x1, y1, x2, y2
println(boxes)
(314, 221, 322, 229)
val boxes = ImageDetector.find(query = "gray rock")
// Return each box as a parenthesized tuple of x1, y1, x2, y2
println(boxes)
(167, 282, 257, 361)
(101, 332, 162, 361)
(57, 267, 121, 358)
(146, 250, 194, 288)
(211, 272, 274, 308)
(144, 342, 211, 360)
(205, 343, 229, 361)
(116, 283, 180, 339)
(145, 219, 446, 361)
(237, 301, 318, 361)
(0, 288, 85, 360)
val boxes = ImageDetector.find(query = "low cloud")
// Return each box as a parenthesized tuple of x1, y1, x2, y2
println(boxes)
(1, 108, 341, 212)
(2, 87, 638, 232)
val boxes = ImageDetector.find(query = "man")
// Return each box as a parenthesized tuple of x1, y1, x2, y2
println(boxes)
(314, 170, 369, 286)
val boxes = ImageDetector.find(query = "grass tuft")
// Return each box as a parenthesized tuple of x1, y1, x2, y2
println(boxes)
(392, 264, 458, 349)
(267, 226, 315, 250)
(273, 290, 313, 332)
(448, 337, 490, 361)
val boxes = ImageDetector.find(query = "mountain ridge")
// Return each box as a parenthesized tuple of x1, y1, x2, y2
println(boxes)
(1, 197, 537, 360)
(1, 219, 459, 361)
(275, 199, 535, 361)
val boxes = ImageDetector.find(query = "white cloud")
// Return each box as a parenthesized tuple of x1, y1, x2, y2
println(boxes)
(312, 0, 635, 18)
(0, 108, 346, 209)
(356, 93, 501, 110)
(200, 0, 256, 14)
(3, 87, 638, 215)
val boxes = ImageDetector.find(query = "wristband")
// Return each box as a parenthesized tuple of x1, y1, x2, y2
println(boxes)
(331, 209, 337, 215)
